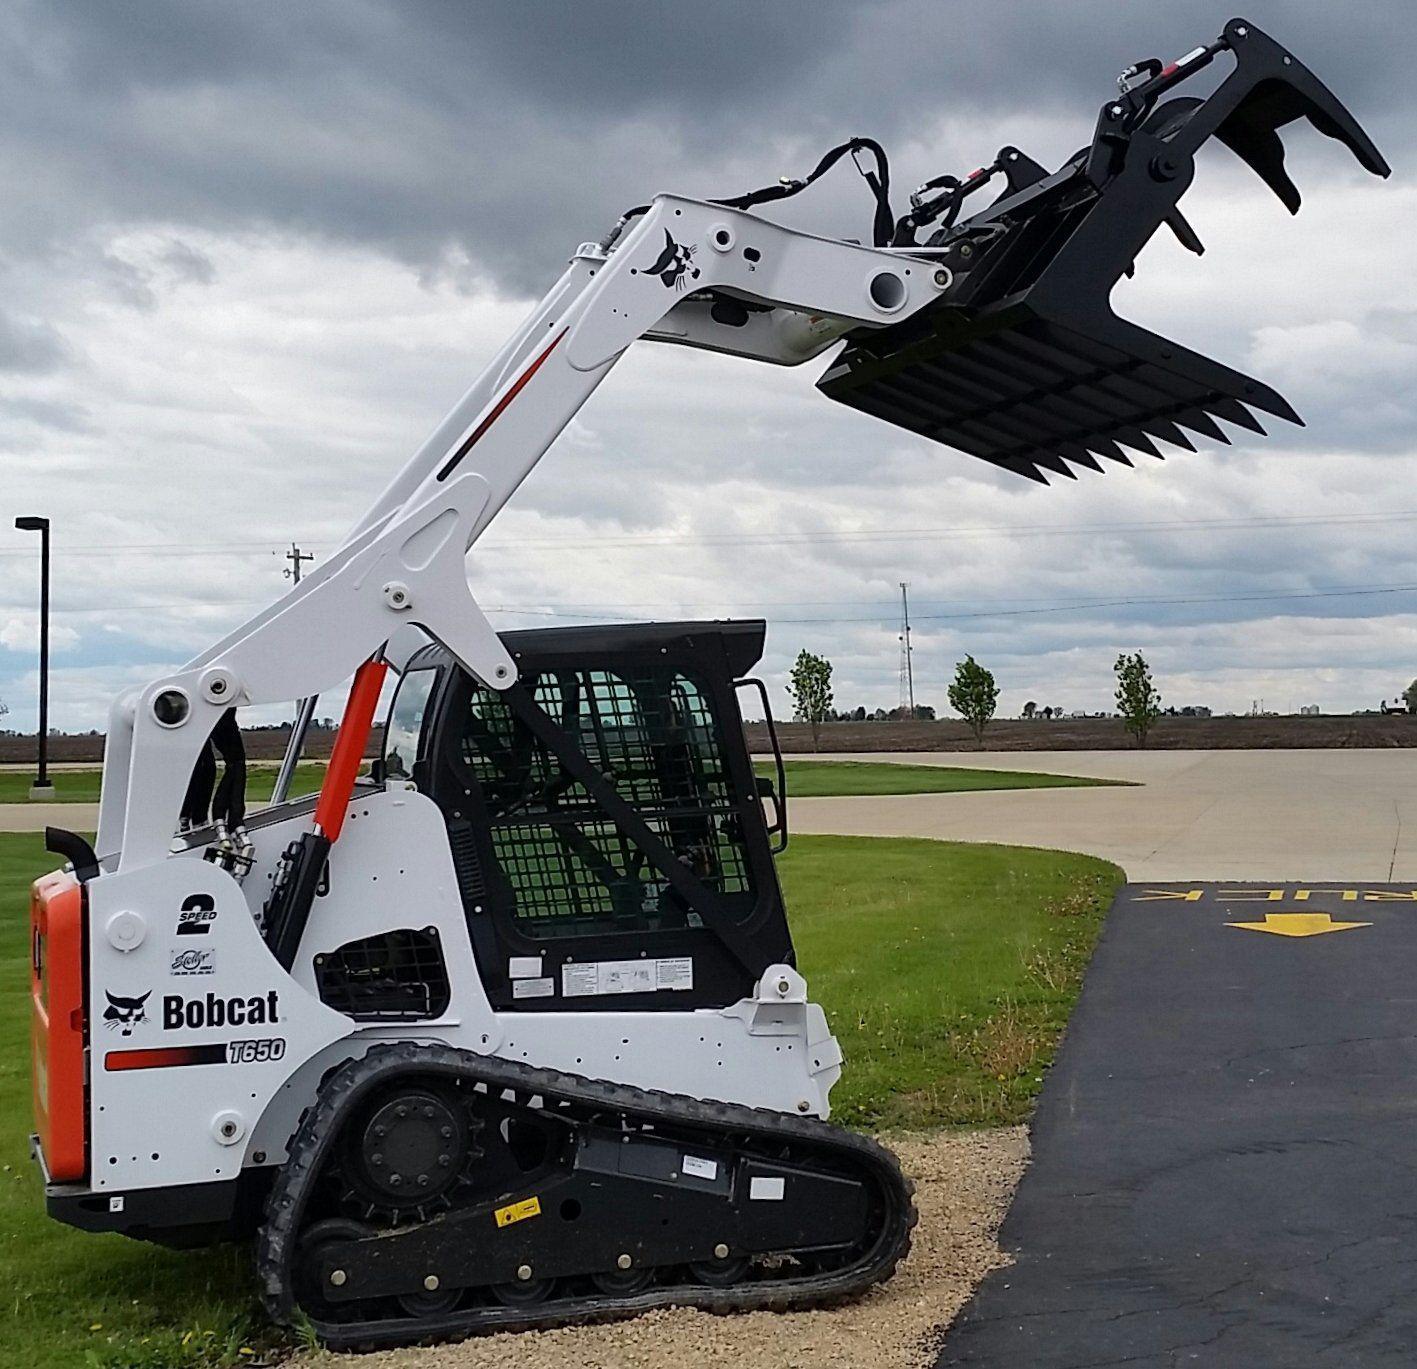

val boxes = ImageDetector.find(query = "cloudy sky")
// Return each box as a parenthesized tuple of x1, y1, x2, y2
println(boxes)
(1, 0, 1413, 734)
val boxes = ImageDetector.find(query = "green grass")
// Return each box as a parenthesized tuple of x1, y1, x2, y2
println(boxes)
(0, 760, 1118, 805)
(754, 759, 1122, 798)
(0, 764, 330, 806)
(0, 831, 1121, 1364)
(780, 835, 1124, 1129)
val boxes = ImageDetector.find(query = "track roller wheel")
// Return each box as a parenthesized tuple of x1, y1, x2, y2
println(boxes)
(686, 1253, 750, 1287)
(397, 1283, 463, 1318)
(492, 1274, 556, 1305)
(590, 1264, 654, 1295)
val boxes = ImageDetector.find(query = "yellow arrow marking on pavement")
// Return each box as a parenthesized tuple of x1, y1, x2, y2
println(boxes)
(1132, 889, 1206, 901)
(1227, 913, 1372, 938)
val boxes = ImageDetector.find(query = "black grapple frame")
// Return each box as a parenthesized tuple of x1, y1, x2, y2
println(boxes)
(819, 18, 1390, 483)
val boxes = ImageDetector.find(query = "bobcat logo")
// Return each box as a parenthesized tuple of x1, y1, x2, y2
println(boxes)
(103, 990, 151, 1037)
(641, 229, 699, 290)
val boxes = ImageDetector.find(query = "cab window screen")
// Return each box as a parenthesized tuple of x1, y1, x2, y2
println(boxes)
(459, 664, 754, 939)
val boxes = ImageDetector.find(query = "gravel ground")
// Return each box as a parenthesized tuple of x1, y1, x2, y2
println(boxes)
(302, 1127, 1027, 1369)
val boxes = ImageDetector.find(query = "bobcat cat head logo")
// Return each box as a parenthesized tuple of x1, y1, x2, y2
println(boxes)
(103, 990, 151, 1037)
(641, 229, 699, 290)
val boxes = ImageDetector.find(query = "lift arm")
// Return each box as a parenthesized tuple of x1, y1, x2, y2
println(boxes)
(99, 199, 952, 866)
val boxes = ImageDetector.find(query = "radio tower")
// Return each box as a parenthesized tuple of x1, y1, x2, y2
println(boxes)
(898, 582, 915, 719)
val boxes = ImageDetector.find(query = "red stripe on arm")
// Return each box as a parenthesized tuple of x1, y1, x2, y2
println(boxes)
(437, 327, 568, 480)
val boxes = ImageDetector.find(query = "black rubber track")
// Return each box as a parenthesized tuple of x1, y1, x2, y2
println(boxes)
(256, 1042, 916, 1350)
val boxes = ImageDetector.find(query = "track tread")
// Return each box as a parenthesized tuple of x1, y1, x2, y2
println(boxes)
(255, 1043, 915, 1350)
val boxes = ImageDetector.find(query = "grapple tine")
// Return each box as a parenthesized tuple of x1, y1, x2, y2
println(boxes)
(1109, 426, 1162, 459)
(1142, 420, 1197, 453)
(1031, 453, 1080, 480)
(1009, 458, 1051, 485)
(1061, 440, 1127, 469)
(1174, 408, 1231, 444)
(1209, 396, 1266, 435)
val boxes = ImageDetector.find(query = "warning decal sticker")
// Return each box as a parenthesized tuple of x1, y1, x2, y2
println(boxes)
(561, 957, 694, 997)
(494, 1196, 541, 1228)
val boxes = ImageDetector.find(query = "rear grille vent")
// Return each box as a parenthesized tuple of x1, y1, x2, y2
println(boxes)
(315, 928, 451, 1021)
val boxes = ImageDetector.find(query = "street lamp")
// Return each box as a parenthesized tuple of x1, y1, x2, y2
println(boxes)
(14, 516, 53, 800)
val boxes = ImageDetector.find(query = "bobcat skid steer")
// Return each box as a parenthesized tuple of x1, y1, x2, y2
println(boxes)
(30, 19, 1385, 1349)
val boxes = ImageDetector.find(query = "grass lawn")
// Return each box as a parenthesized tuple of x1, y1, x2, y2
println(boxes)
(0, 831, 1121, 1366)
(0, 764, 330, 806)
(782, 835, 1122, 1128)
(754, 759, 1123, 798)
(0, 761, 1119, 805)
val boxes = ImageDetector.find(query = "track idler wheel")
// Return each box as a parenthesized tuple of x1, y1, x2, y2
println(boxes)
(295, 1218, 376, 1319)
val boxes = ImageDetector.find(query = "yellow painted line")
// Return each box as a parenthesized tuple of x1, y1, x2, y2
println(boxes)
(1227, 912, 1372, 938)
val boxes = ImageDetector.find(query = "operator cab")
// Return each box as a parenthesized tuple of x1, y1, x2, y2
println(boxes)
(383, 620, 791, 1013)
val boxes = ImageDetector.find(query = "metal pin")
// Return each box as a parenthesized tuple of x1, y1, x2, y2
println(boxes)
(617, 1253, 633, 1270)
(714, 1243, 730, 1260)
(517, 1264, 534, 1281)
(424, 1274, 440, 1291)
(330, 1269, 347, 1287)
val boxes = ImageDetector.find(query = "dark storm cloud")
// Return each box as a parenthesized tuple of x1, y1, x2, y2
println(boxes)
(2, 0, 1408, 293)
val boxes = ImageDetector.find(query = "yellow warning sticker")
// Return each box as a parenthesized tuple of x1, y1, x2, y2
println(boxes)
(494, 1196, 541, 1228)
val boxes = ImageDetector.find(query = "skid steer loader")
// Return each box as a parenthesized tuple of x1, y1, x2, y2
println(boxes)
(29, 18, 1386, 1348)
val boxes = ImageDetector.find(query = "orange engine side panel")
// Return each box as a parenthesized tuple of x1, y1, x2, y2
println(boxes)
(31, 870, 86, 1182)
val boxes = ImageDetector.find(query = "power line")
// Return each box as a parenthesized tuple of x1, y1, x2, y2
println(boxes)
(15, 580, 1417, 625)
(8, 508, 1417, 558)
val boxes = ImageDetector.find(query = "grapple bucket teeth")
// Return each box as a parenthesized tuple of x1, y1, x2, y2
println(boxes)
(819, 18, 1388, 484)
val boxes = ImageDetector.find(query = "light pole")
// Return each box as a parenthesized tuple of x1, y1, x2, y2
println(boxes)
(14, 516, 53, 799)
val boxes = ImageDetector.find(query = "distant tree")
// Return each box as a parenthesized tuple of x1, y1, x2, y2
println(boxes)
(1022, 700, 1036, 720)
(948, 655, 999, 748)
(853, 705, 867, 722)
(913, 703, 936, 722)
(1115, 652, 1163, 748)
(786, 650, 834, 751)
(1404, 679, 1417, 714)
(1040, 705, 1052, 720)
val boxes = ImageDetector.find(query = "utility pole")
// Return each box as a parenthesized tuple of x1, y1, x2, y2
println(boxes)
(898, 581, 915, 719)
(284, 542, 314, 585)
(14, 515, 53, 799)
(273, 542, 317, 806)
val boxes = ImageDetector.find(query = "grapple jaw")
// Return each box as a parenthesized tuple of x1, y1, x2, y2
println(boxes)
(818, 18, 1390, 483)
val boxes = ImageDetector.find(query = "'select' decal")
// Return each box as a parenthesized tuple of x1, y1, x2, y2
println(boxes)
(162, 990, 280, 1030)
(169, 946, 215, 977)
(176, 893, 217, 936)
(102, 990, 151, 1036)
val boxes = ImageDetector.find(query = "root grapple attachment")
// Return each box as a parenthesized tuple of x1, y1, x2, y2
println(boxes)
(818, 18, 1389, 483)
